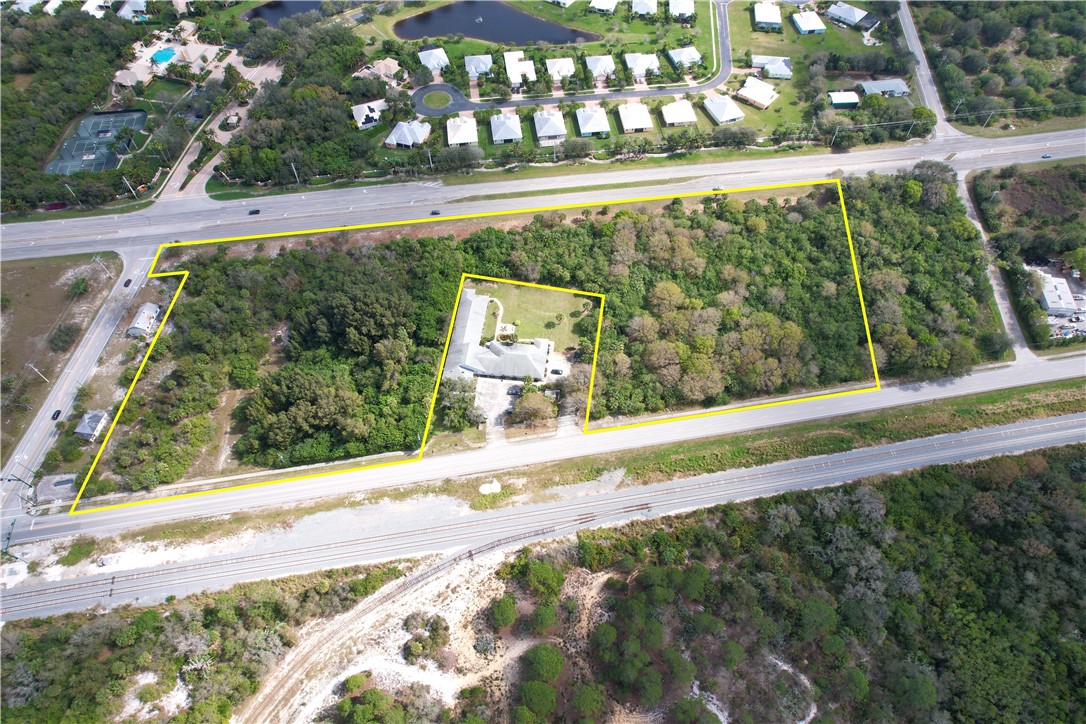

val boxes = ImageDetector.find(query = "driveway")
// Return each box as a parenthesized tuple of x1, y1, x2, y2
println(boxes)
(474, 377, 522, 445)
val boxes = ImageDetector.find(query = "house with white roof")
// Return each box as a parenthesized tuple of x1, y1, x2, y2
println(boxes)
(1039, 271, 1077, 316)
(624, 52, 661, 83)
(117, 0, 148, 21)
(662, 99, 697, 126)
(752, 55, 792, 79)
(669, 0, 695, 19)
(827, 1, 878, 29)
(703, 94, 745, 124)
(533, 109, 567, 146)
(80, 0, 110, 18)
(75, 410, 108, 442)
(585, 55, 617, 82)
(10, 0, 41, 12)
(504, 51, 538, 90)
(618, 103, 654, 132)
(444, 288, 553, 381)
(860, 79, 910, 96)
(828, 91, 860, 108)
(792, 10, 826, 34)
(590, 0, 618, 13)
(753, 1, 782, 30)
(447, 116, 479, 146)
(736, 76, 779, 109)
(631, 0, 657, 15)
(351, 99, 388, 129)
(576, 106, 611, 136)
(490, 113, 523, 143)
(667, 46, 702, 69)
(384, 120, 431, 148)
(43, 0, 65, 12)
(418, 47, 450, 73)
(464, 54, 493, 79)
(549, 0, 573, 7)
(546, 57, 577, 80)
(127, 303, 161, 338)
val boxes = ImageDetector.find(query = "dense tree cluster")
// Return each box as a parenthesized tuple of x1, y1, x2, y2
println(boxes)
(920, 2, 1086, 124)
(577, 445, 1085, 721)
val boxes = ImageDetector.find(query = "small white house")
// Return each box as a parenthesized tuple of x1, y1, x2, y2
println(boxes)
(736, 76, 779, 109)
(504, 51, 538, 89)
(576, 106, 611, 136)
(74, 410, 108, 442)
(753, 1, 782, 30)
(490, 113, 523, 143)
(703, 94, 745, 124)
(669, 0, 695, 19)
(662, 99, 697, 127)
(667, 46, 703, 69)
(546, 57, 577, 80)
(384, 120, 431, 148)
(418, 47, 450, 73)
(618, 102, 654, 132)
(590, 0, 619, 12)
(860, 79, 911, 97)
(828, 91, 860, 108)
(827, 1, 877, 29)
(350, 99, 388, 129)
(533, 109, 567, 146)
(464, 54, 493, 80)
(446, 116, 479, 146)
(631, 0, 658, 15)
(792, 10, 826, 34)
(752, 55, 793, 80)
(126, 302, 161, 338)
(585, 54, 617, 82)
(624, 52, 661, 83)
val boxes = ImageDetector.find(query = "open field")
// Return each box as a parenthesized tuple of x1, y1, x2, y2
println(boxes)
(468, 279, 595, 352)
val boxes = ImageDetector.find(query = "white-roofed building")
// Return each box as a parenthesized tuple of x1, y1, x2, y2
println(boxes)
(549, 0, 573, 6)
(669, 0, 694, 18)
(752, 55, 792, 79)
(418, 47, 450, 73)
(662, 99, 697, 126)
(75, 410, 109, 442)
(753, 1, 782, 30)
(1039, 272, 1078, 316)
(703, 94, 745, 124)
(736, 76, 779, 109)
(667, 46, 702, 69)
(80, 0, 110, 18)
(624, 52, 661, 82)
(351, 99, 388, 129)
(792, 10, 826, 34)
(444, 288, 552, 381)
(384, 120, 431, 148)
(43, 0, 65, 12)
(828, 91, 860, 107)
(590, 0, 618, 12)
(631, 0, 657, 15)
(860, 79, 910, 97)
(114, 69, 140, 87)
(127, 303, 161, 338)
(10, 0, 42, 12)
(533, 109, 567, 146)
(576, 106, 611, 136)
(464, 54, 493, 79)
(618, 102, 653, 132)
(491, 113, 523, 143)
(117, 0, 148, 21)
(447, 116, 479, 146)
(504, 51, 538, 89)
(827, 1, 877, 29)
(585, 55, 617, 82)
(546, 57, 577, 80)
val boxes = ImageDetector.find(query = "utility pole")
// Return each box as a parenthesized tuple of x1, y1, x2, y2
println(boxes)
(1, 519, 21, 562)
(122, 175, 139, 199)
(426, 148, 433, 170)
(830, 126, 841, 146)
(91, 255, 115, 279)
(983, 110, 996, 128)
(290, 162, 300, 185)
(26, 363, 50, 384)
(951, 97, 964, 117)
(64, 183, 82, 208)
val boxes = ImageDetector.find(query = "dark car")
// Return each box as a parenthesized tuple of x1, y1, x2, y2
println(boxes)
(248, 209, 261, 215)
(1042, 154, 1052, 159)
(550, 369, 564, 375)
(51, 409, 62, 420)
(507, 386, 522, 396)
(123, 278, 132, 288)
(430, 209, 441, 216)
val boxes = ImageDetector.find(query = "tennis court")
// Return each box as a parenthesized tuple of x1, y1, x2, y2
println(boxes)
(45, 110, 147, 175)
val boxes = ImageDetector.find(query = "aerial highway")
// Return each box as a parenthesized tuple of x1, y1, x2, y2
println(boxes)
(2, 412, 1081, 620)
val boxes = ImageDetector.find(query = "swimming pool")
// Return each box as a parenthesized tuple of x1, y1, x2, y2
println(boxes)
(151, 47, 176, 65)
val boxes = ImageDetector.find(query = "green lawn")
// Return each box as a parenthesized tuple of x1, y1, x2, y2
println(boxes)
(423, 91, 451, 109)
(728, 1, 891, 60)
(470, 279, 596, 352)
(143, 77, 192, 101)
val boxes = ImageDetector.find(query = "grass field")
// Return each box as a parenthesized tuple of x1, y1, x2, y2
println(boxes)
(423, 91, 452, 109)
(469, 279, 595, 352)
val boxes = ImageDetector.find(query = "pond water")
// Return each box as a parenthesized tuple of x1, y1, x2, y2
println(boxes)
(244, 0, 323, 26)
(394, 1, 602, 45)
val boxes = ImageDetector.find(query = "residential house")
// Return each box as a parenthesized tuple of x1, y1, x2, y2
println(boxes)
(80, 0, 110, 18)
(662, 99, 697, 126)
(585, 54, 617, 83)
(546, 57, 577, 81)
(624, 52, 661, 83)
(669, 0, 695, 19)
(417, 47, 450, 73)
(860, 79, 910, 97)
(384, 120, 431, 148)
(618, 102, 654, 132)
(752, 54, 793, 79)
(443, 288, 552, 381)
(791, 10, 826, 34)
(703, 94, 745, 124)
(351, 99, 388, 129)
(667, 46, 702, 70)
(372, 57, 402, 80)
(736, 75, 779, 109)
(490, 113, 524, 143)
(576, 106, 611, 136)
(631, 0, 657, 15)
(590, 0, 618, 13)
(828, 90, 860, 108)
(827, 1, 878, 30)
(117, 0, 148, 21)
(114, 69, 139, 87)
(753, 1, 782, 30)
(75, 410, 108, 442)
(533, 109, 567, 146)
(446, 116, 479, 146)
(126, 302, 161, 338)
(43, 0, 65, 12)
(464, 54, 493, 80)
(504, 51, 538, 90)
(549, 0, 574, 7)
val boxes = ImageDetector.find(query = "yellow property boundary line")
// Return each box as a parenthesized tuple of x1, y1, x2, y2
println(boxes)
(70, 178, 878, 515)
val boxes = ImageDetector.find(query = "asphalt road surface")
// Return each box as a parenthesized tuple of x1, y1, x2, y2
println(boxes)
(2, 413, 1081, 620)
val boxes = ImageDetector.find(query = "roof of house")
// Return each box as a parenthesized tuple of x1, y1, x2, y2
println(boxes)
(703, 94, 746, 123)
(504, 51, 538, 84)
(827, 1, 868, 25)
(860, 78, 910, 94)
(624, 52, 661, 77)
(546, 57, 577, 79)
(1040, 272, 1077, 312)
(534, 109, 567, 138)
(491, 113, 524, 142)
(662, 99, 697, 125)
(464, 54, 493, 78)
(446, 116, 478, 145)
(669, 0, 695, 15)
(631, 0, 657, 14)
(80, 0, 108, 17)
(737, 76, 779, 107)
(444, 288, 490, 379)
(792, 9, 826, 32)
(418, 47, 450, 72)
(128, 302, 160, 334)
(828, 90, 860, 105)
(752, 55, 793, 77)
(114, 69, 139, 86)
(11, 0, 41, 12)
(43, 0, 64, 12)
(350, 98, 388, 128)
(372, 57, 401, 76)
(385, 120, 431, 146)
(618, 102, 653, 130)
(590, 0, 618, 10)
(753, 1, 782, 25)
(75, 410, 108, 439)
(585, 54, 617, 76)
(667, 46, 702, 68)
(444, 288, 550, 380)
(576, 106, 611, 135)
(550, 0, 573, 6)
(117, 0, 147, 20)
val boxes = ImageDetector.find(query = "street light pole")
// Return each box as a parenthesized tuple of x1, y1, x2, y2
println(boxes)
(64, 183, 83, 208)
(26, 363, 50, 384)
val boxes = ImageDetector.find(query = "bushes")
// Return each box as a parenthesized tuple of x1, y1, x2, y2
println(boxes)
(48, 323, 81, 352)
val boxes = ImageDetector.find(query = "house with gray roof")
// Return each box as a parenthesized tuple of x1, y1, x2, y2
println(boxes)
(667, 46, 702, 69)
(384, 120, 431, 148)
(464, 54, 493, 79)
(585, 55, 617, 82)
(752, 54, 793, 79)
(75, 410, 108, 442)
(418, 47, 450, 73)
(491, 113, 524, 143)
(126, 302, 160, 338)
(859, 79, 910, 97)
(443, 288, 551, 381)
(533, 109, 567, 146)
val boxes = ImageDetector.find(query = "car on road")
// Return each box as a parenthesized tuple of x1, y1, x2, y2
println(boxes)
(430, 209, 441, 216)
(550, 369, 564, 376)
(123, 278, 132, 288)
(51, 410, 62, 420)
(1042, 154, 1052, 159)
(248, 209, 261, 215)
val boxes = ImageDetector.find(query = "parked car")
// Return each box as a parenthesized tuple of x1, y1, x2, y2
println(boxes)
(51, 409, 62, 420)
(507, 386, 522, 396)
(550, 369, 564, 375)
(248, 209, 261, 215)
(123, 278, 132, 288)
